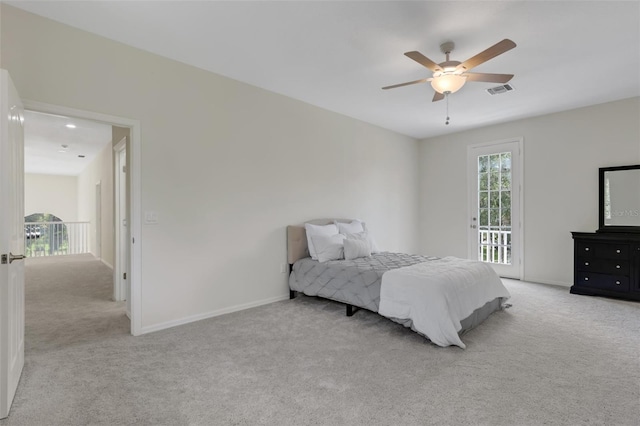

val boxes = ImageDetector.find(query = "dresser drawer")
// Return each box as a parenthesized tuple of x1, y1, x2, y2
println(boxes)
(576, 242, 596, 257)
(576, 242, 629, 259)
(577, 272, 630, 292)
(576, 257, 630, 275)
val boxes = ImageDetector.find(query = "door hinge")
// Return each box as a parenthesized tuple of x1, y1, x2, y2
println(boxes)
(123, 272, 127, 280)
(122, 165, 127, 173)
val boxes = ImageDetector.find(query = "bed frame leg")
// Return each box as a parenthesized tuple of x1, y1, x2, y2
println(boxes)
(346, 304, 360, 317)
(288, 263, 296, 300)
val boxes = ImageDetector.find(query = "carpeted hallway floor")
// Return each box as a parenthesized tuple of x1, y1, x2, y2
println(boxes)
(0, 254, 638, 425)
(22, 254, 129, 354)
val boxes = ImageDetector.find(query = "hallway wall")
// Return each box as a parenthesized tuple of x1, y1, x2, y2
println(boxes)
(25, 173, 79, 222)
(77, 142, 114, 267)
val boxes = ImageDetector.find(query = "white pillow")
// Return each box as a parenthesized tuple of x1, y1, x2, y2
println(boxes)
(311, 234, 346, 263)
(362, 224, 381, 253)
(337, 220, 365, 235)
(346, 231, 380, 254)
(338, 221, 381, 253)
(368, 234, 381, 253)
(344, 238, 371, 260)
(305, 223, 339, 260)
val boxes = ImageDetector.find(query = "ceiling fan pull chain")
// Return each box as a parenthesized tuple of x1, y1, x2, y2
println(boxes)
(445, 93, 450, 125)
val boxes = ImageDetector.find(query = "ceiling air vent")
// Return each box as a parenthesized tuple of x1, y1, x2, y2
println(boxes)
(486, 84, 514, 95)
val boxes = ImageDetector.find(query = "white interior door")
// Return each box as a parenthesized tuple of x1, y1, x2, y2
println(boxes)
(113, 139, 128, 306)
(0, 70, 25, 419)
(468, 138, 523, 279)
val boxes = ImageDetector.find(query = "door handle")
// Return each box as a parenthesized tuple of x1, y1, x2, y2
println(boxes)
(9, 253, 25, 263)
(1, 252, 26, 264)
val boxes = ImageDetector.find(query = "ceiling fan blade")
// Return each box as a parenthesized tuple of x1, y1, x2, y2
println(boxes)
(464, 73, 514, 83)
(432, 91, 445, 102)
(382, 78, 429, 90)
(404, 51, 442, 72)
(458, 39, 516, 71)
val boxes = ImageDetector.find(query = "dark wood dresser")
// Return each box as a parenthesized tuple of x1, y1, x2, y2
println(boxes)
(571, 232, 640, 302)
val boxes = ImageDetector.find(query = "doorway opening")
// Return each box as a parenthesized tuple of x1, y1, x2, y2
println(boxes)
(23, 101, 141, 335)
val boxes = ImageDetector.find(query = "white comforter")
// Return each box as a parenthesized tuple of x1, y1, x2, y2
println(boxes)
(378, 256, 510, 349)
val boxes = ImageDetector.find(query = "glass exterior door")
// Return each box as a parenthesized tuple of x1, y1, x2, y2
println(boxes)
(468, 140, 522, 278)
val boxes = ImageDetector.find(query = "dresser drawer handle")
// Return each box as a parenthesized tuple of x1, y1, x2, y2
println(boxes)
(616, 249, 621, 254)
(616, 265, 621, 269)
(584, 262, 589, 266)
(615, 280, 621, 285)
(584, 277, 589, 281)
(584, 247, 590, 251)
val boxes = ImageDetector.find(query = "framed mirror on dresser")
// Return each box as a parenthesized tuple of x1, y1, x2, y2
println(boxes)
(571, 165, 640, 301)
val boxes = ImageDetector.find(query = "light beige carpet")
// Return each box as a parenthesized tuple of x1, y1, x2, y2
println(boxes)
(1, 254, 638, 425)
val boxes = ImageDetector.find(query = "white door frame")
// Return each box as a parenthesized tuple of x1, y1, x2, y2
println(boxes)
(113, 138, 127, 305)
(467, 137, 524, 279)
(23, 100, 142, 336)
(95, 181, 101, 259)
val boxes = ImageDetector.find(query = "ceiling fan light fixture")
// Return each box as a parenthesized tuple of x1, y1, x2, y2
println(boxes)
(431, 74, 466, 94)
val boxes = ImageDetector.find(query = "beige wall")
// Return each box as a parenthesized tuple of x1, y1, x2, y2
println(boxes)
(418, 97, 640, 286)
(1, 5, 419, 331)
(24, 173, 78, 222)
(77, 141, 114, 267)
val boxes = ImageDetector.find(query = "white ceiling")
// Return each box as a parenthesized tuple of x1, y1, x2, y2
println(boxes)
(9, 1, 640, 141)
(24, 110, 112, 176)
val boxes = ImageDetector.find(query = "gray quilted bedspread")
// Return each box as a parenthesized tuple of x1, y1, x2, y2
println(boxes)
(289, 252, 438, 312)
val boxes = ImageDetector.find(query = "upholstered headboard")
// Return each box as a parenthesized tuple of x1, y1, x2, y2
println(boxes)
(287, 218, 354, 265)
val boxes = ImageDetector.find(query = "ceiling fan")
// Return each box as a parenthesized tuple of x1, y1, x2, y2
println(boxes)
(383, 39, 516, 102)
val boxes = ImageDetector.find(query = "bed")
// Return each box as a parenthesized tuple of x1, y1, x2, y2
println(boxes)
(287, 219, 511, 348)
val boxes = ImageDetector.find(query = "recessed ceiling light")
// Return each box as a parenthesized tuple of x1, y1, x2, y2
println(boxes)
(65, 124, 76, 129)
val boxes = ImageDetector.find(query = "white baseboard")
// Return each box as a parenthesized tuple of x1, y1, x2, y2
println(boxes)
(521, 276, 572, 287)
(100, 258, 113, 270)
(139, 294, 291, 335)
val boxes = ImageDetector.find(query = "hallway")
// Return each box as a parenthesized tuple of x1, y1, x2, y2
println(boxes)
(24, 254, 128, 354)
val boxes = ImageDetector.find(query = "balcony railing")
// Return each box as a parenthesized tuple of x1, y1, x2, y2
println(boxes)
(24, 221, 90, 257)
(478, 228, 511, 265)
